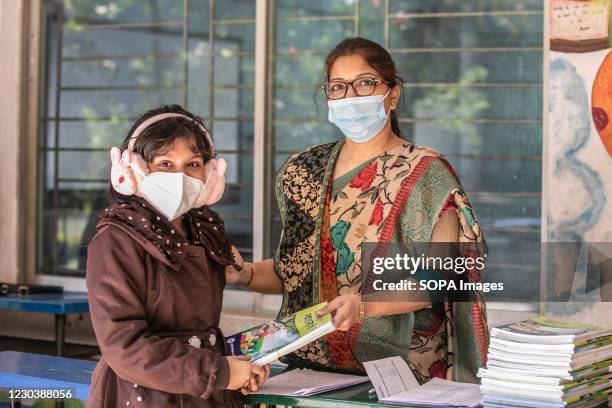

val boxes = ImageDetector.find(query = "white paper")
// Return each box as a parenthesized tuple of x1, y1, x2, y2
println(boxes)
(252, 368, 369, 396)
(363, 356, 482, 408)
(363, 356, 419, 398)
(382, 378, 482, 407)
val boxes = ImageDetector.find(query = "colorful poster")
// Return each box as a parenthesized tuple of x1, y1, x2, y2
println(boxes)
(546, 2, 612, 321)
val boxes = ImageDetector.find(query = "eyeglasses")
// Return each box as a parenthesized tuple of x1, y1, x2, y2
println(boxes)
(322, 77, 388, 100)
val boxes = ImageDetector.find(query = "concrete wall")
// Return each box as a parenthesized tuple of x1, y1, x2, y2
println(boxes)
(0, 0, 25, 285)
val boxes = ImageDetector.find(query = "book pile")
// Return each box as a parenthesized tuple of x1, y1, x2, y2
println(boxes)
(479, 317, 612, 408)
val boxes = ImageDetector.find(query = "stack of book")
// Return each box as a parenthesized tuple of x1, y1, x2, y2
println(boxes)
(479, 316, 612, 408)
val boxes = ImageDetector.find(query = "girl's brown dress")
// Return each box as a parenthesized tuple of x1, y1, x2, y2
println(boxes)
(86, 198, 243, 407)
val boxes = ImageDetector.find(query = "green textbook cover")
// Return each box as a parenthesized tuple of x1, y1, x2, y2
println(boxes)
(225, 302, 335, 366)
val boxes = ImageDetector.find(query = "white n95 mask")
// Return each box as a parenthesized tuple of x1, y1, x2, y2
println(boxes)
(109, 112, 227, 209)
(139, 172, 207, 221)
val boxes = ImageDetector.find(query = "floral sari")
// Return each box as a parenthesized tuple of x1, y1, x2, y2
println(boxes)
(274, 141, 488, 383)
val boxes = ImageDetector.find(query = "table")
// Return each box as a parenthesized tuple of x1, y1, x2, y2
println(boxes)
(244, 365, 412, 408)
(0, 352, 412, 408)
(243, 382, 420, 408)
(0, 350, 95, 407)
(0, 292, 89, 356)
(244, 381, 417, 408)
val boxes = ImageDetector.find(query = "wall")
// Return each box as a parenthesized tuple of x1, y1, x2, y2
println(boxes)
(0, 0, 24, 285)
(545, 0, 612, 323)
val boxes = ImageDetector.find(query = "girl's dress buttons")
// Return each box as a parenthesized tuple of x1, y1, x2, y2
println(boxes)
(188, 335, 202, 349)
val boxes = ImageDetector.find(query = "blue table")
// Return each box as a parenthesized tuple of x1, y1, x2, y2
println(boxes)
(0, 350, 94, 406)
(0, 292, 89, 356)
(0, 352, 408, 408)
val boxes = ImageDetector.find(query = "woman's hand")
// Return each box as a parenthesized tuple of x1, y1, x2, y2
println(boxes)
(226, 355, 267, 394)
(226, 246, 248, 286)
(316, 294, 361, 331)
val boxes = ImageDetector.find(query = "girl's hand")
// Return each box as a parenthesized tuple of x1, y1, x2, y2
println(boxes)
(226, 355, 265, 392)
(240, 363, 271, 395)
(226, 246, 248, 286)
(316, 294, 361, 331)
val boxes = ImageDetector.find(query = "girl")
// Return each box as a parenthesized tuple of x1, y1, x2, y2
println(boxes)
(86, 105, 269, 407)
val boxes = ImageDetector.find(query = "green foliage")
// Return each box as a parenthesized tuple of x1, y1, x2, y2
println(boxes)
(40, 0, 543, 271)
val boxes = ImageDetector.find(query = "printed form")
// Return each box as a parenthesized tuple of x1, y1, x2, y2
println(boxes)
(363, 356, 482, 408)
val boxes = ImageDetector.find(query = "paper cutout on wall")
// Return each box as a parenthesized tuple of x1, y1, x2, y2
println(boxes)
(550, 0, 609, 53)
(549, 56, 605, 244)
(591, 51, 612, 156)
(546, 50, 612, 319)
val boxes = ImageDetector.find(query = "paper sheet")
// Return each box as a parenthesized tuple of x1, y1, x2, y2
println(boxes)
(252, 368, 369, 396)
(363, 356, 482, 408)
(383, 378, 482, 408)
(362, 356, 419, 398)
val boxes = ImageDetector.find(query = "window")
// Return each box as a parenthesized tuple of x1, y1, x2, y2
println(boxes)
(38, 0, 255, 277)
(266, 0, 544, 302)
(36, 0, 544, 301)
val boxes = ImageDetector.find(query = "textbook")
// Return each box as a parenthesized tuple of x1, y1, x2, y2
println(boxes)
(490, 316, 611, 346)
(225, 302, 335, 366)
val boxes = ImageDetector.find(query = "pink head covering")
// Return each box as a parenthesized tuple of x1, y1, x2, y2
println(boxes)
(127, 112, 214, 156)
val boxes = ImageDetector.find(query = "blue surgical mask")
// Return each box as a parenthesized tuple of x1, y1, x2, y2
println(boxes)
(327, 89, 391, 143)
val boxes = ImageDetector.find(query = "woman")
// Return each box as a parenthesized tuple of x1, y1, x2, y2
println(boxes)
(228, 37, 488, 383)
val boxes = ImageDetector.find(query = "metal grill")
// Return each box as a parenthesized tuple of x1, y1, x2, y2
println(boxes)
(266, 0, 544, 303)
(39, 0, 256, 276)
(37, 0, 545, 297)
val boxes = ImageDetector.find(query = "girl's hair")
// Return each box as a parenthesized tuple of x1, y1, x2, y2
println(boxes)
(324, 37, 404, 137)
(108, 104, 213, 204)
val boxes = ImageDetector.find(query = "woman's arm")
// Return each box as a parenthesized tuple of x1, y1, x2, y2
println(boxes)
(317, 294, 431, 331)
(317, 209, 461, 330)
(226, 248, 283, 294)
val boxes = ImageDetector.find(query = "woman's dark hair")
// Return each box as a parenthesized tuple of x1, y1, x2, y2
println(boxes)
(324, 37, 404, 137)
(108, 104, 213, 204)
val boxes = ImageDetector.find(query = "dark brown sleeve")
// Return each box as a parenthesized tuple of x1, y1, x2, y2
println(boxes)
(86, 225, 229, 398)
